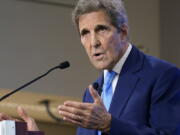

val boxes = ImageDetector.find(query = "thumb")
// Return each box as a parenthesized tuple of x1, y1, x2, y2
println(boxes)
(16, 106, 39, 131)
(17, 106, 29, 122)
(89, 85, 103, 105)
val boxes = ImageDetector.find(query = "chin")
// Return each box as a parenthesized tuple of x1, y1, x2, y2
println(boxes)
(92, 62, 112, 70)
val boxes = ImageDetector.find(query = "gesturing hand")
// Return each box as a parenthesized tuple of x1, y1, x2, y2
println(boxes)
(17, 106, 39, 131)
(0, 106, 39, 131)
(58, 85, 111, 132)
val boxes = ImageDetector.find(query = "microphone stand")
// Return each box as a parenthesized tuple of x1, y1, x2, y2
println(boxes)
(40, 99, 63, 122)
(0, 61, 70, 102)
(0, 61, 70, 123)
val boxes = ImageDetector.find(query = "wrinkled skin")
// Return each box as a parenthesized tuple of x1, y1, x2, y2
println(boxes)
(58, 85, 111, 132)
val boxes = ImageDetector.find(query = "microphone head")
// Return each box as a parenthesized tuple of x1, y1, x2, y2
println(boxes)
(59, 61, 70, 69)
(93, 82, 99, 90)
(93, 82, 102, 96)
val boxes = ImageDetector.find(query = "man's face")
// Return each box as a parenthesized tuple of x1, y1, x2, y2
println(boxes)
(78, 10, 128, 70)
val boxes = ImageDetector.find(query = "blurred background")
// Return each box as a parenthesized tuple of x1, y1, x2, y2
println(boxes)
(0, 0, 179, 98)
(0, 0, 179, 135)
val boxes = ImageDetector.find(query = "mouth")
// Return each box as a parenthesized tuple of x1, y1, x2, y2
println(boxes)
(93, 52, 105, 60)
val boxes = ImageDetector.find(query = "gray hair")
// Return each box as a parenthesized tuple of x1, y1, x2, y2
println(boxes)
(72, 0, 128, 31)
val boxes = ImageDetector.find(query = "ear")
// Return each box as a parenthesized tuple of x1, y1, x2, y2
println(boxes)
(119, 23, 129, 41)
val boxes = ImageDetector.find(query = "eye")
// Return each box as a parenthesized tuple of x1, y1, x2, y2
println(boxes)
(80, 29, 89, 37)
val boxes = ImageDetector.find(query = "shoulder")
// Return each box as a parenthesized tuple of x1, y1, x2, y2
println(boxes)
(131, 46, 180, 83)
(143, 54, 179, 76)
(130, 44, 179, 76)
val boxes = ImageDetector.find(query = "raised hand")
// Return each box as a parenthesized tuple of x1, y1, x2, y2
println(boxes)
(0, 112, 14, 121)
(58, 85, 111, 132)
(17, 106, 39, 131)
(0, 106, 39, 131)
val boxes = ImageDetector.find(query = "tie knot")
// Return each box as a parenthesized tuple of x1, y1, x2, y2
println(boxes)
(104, 70, 117, 85)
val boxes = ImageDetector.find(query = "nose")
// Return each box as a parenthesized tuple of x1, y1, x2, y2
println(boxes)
(90, 33, 100, 48)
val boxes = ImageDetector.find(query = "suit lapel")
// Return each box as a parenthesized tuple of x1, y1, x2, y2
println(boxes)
(109, 46, 144, 117)
(109, 72, 140, 116)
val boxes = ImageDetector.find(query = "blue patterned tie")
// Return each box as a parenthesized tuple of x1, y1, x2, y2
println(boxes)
(102, 70, 117, 110)
(98, 70, 117, 135)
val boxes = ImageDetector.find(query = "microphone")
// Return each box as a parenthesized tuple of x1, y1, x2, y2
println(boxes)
(0, 61, 70, 102)
(58, 61, 70, 69)
(93, 82, 102, 96)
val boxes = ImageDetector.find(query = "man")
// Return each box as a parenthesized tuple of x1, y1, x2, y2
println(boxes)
(58, 0, 180, 135)
(1, 0, 180, 135)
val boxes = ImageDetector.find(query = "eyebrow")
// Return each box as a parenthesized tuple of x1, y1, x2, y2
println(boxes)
(80, 28, 89, 36)
(95, 24, 109, 32)
(79, 24, 110, 36)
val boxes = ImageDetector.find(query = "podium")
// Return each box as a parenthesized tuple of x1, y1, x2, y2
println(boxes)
(0, 120, 44, 135)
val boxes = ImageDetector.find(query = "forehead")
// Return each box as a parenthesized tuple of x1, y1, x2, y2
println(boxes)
(78, 10, 112, 31)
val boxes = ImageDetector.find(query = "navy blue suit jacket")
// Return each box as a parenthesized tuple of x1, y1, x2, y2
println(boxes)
(77, 46, 180, 135)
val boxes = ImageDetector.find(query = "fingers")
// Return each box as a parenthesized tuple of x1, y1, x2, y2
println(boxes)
(16, 106, 39, 131)
(17, 106, 29, 122)
(58, 104, 85, 126)
(58, 104, 85, 117)
(89, 85, 102, 104)
(63, 117, 82, 127)
(57, 84, 108, 130)
(63, 101, 91, 110)
(0, 113, 14, 121)
(0, 107, 28, 122)
(59, 109, 82, 121)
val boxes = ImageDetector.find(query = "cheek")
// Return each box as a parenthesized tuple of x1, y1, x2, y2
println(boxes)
(104, 36, 117, 51)
(81, 42, 91, 57)
(106, 37, 121, 57)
